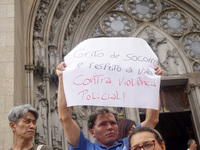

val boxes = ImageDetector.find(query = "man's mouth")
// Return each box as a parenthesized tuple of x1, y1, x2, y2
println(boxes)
(106, 132, 115, 137)
(27, 131, 35, 134)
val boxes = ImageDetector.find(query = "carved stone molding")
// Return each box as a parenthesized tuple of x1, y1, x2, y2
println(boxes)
(125, 0, 162, 21)
(181, 32, 200, 72)
(100, 10, 136, 36)
(34, 81, 49, 145)
(33, 37, 45, 69)
(25, 64, 35, 71)
(158, 8, 193, 37)
(34, 0, 51, 34)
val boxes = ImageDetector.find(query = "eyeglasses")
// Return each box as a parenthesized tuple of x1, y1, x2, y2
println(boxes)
(129, 140, 157, 150)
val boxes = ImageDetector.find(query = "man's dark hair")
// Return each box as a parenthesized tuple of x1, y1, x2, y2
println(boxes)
(88, 107, 118, 130)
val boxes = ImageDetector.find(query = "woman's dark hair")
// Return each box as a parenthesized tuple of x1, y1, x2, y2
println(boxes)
(118, 119, 136, 140)
(88, 107, 118, 130)
(129, 127, 164, 148)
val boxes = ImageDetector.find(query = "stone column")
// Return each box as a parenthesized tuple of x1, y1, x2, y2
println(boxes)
(187, 73, 200, 144)
(25, 65, 35, 105)
(125, 108, 140, 125)
(43, 73, 52, 146)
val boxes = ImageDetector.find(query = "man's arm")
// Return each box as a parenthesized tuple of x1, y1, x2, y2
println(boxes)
(141, 66, 162, 128)
(57, 62, 80, 147)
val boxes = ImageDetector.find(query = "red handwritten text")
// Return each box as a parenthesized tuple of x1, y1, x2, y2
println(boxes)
(73, 74, 112, 85)
(119, 77, 156, 87)
(78, 89, 125, 101)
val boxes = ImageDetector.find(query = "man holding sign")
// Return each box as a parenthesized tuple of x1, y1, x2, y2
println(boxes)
(57, 37, 163, 150)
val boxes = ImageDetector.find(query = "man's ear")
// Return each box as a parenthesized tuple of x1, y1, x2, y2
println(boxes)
(89, 129, 95, 138)
(161, 141, 166, 150)
(9, 122, 16, 132)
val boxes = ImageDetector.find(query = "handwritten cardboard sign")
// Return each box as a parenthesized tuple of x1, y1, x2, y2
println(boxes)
(63, 37, 161, 110)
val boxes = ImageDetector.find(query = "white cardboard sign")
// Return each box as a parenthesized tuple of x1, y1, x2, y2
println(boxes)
(63, 37, 160, 110)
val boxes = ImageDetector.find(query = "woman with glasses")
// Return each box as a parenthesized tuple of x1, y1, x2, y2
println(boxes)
(129, 127, 166, 150)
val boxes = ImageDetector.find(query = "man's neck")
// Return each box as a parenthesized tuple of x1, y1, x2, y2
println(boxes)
(12, 137, 33, 150)
(96, 140, 116, 148)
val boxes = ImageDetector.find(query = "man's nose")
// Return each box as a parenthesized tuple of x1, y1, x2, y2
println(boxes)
(30, 122, 36, 128)
(107, 123, 113, 130)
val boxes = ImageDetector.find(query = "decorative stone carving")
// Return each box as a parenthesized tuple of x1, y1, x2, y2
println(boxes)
(50, 91, 62, 149)
(100, 11, 136, 37)
(112, 1, 124, 11)
(49, 46, 60, 76)
(146, 27, 167, 56)
(49, 0, 68, 43)
(35, 81, 48, 144)
(72, 106, 88, 130)
(135, 25, 187, 75)
(158, 9, 192, 36)
(49, 20, 59, 44)
(91, 24, 106, 38)
(181, 32, 200, 72)
(125, 0, 162, 21)
(63, 0, 94, 53)
(33, 38, 45, 68)
(193, 21, 200, 32)
(163, 48, 181, 74)
(34, 0, 51, 33)
(66, 0, 93, 36)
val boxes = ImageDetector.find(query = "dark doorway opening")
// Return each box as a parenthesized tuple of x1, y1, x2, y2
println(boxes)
(140, 111, 196, 150)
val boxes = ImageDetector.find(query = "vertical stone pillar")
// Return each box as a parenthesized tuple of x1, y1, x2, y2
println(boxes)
(125, 108, 140, 125)
(0, 0, 14, 149)
(43, 73, 52, 146)
(187, 74, 200, 144)
(25, 65, 35, 105)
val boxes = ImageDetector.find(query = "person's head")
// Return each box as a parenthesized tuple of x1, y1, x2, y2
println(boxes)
(129, 127, 165, 150)
(88, 107, 119, 148)
(8, 104, 38, 140)
(118, 119, 136, 140)
(188, 139, 197, 150)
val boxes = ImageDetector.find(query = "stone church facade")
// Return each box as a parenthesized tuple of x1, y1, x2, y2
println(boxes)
(1, 0, 200, 150)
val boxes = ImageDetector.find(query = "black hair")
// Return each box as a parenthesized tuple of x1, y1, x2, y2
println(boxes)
(88, 107, 118, 130)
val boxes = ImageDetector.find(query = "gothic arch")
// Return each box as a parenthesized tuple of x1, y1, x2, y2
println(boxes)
(26, 0, 200, 148)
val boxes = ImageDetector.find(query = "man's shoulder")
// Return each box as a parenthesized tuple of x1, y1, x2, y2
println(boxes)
(34, 144, 53, 150)
(41, 145, 53, 150)
(8, 144, 53, 150)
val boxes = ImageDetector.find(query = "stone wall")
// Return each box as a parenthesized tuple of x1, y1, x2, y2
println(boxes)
(0, 0, 14, 149)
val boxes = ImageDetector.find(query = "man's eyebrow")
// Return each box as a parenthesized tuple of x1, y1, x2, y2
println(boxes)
(97, 120, 107, 124)
(23, 117, 36, 121)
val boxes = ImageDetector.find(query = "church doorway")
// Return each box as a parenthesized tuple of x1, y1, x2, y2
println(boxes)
(140, 111, 196, 150)
(140, 86, 197, 150)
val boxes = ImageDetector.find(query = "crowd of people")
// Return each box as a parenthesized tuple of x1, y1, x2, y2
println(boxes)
(7, 61, 198, 150)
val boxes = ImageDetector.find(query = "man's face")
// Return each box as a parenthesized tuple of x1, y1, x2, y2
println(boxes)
(190, 140, 197, 150)
(10, 112, 37, 140)
(89, 113, 118, 148)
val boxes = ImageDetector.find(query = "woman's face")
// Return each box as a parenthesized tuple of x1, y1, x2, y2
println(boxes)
(126, 124, 136, 137)
(130, 131, 165, 150)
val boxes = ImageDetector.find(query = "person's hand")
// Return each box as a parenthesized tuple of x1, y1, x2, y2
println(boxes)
(56, 62, 67, 77)
(154, 66, 163, 77)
